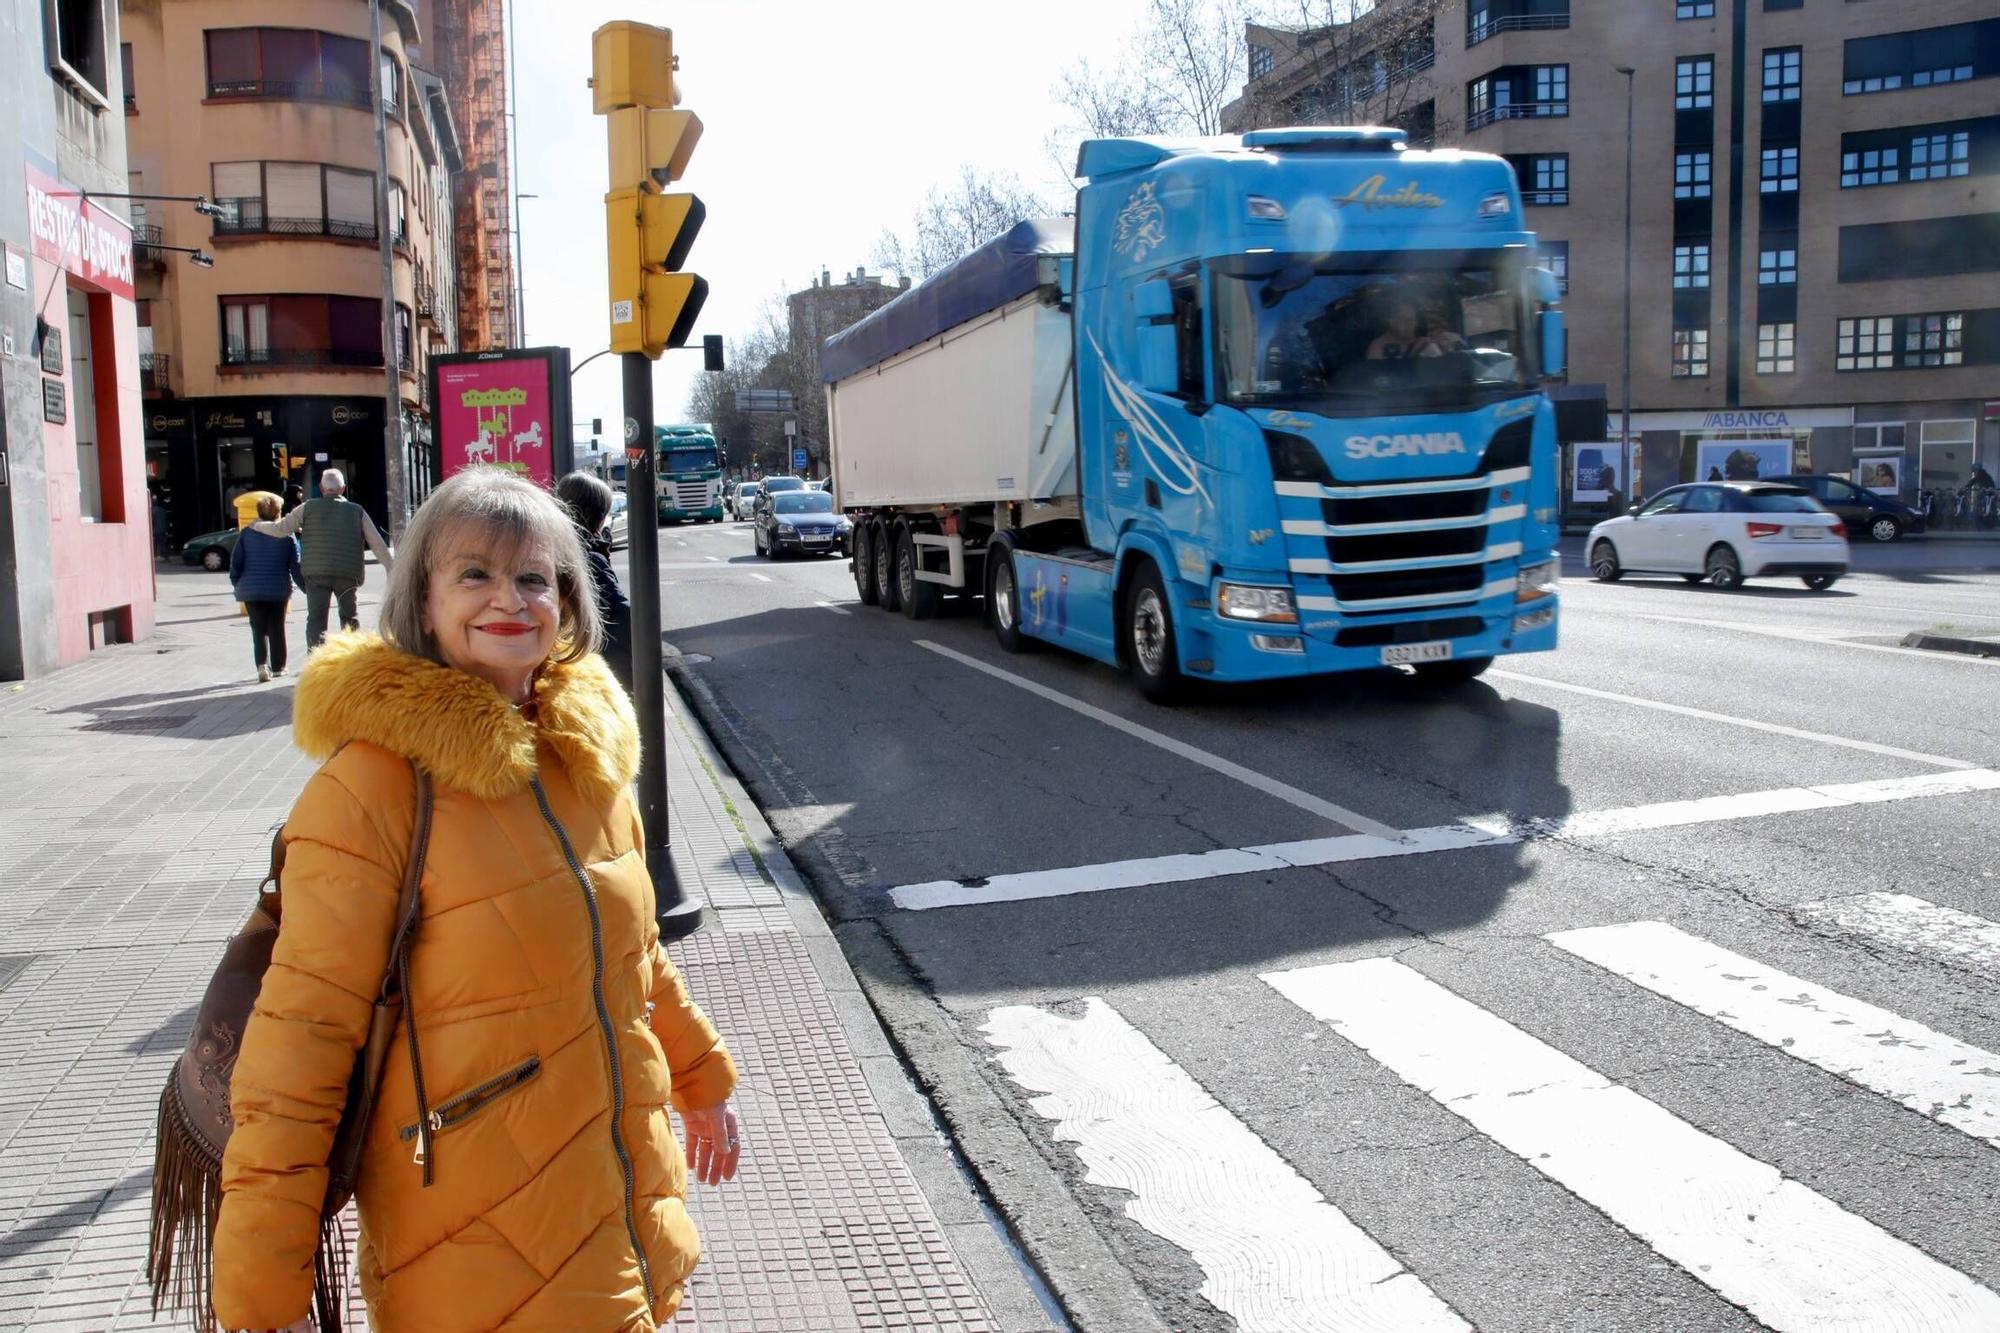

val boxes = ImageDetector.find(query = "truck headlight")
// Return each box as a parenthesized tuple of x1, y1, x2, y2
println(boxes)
(1515, 558, 1559, 603)
(1217, 583, 1298, 624)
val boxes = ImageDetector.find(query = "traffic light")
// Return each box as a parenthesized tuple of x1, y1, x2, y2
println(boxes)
(593, 21, 705, 360)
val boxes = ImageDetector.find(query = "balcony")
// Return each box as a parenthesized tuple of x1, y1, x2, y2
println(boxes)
(220, 346, 383, 371)
(1522, 189, 1569, 205)
(206, 78, 370, 110)
(1467, 100, 1569, 131)
(1467, 13, 1571, 48)
(213, 198, 376, 242)
(139, 352, 172, 395)
(132, 226, 166, 270)
(415, 275, 436, 321)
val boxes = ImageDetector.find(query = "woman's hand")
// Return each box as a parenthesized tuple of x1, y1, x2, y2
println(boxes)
(680, 1100, 742, 1187)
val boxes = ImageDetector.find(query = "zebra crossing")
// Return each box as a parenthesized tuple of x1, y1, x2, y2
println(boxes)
(982, 890, 2000, 1332)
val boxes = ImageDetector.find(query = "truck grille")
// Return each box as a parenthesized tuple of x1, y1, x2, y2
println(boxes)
(1328, 566, 1486, 604)
(672, 481, 708, 508)
(1334, 616, 1486, 647)
(1329, 525, 1486, 566)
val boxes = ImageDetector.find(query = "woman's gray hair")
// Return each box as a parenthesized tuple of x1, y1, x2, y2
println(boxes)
(379, 467, 601, 665)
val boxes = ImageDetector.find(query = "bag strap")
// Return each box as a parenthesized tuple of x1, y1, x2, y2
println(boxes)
(391, 769, 436, 1185)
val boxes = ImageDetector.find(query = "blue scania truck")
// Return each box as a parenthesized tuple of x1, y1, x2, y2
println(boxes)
(822, 128, 1565, 701)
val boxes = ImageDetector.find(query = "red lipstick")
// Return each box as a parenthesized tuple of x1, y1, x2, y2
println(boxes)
(477, 622, 536, 636)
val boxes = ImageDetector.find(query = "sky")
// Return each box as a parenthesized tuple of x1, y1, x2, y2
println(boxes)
(509, 0, 1168, 446)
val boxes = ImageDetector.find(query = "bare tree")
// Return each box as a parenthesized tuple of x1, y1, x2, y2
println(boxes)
(1047, 0, 1249, 181)
(871, 167, 1053, 285)
(1238, 0, 1450, 143)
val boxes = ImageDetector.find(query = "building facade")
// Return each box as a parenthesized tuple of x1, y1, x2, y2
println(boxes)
(782, 266, 908, 474)
(122, 0, 461, 544)
(1, 0, 154, 679)
(1227, 0, 2000, 510)
(411, 0, 515, 352)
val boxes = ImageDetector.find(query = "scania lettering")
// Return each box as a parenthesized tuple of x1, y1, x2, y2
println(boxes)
(654, 424, 725, 524)
(822, 127, 1564, 701)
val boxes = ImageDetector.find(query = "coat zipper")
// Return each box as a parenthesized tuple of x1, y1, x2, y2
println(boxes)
(530, 776, 655, 1309)
(398, 1056, 540, 1159)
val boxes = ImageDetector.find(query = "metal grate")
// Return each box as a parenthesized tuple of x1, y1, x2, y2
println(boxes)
(0, 955, 32, 996)
(84, 714, 197, 735)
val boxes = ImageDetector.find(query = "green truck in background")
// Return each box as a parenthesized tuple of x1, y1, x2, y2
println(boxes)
(656, 423, 725, 523)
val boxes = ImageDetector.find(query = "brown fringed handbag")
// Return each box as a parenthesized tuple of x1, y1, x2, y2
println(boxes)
(147, 766, 435, 1332)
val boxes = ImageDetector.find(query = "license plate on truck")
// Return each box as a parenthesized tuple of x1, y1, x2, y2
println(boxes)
(1382, 641, 1454, 665)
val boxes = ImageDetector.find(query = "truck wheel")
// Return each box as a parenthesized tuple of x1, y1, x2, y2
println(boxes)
(872, 521, 901, 612)
(989, 547, 1033, 653)
(853, 524, 879, 606)
(897, 526, 939, 620)
(1123, 562, 1185, 704)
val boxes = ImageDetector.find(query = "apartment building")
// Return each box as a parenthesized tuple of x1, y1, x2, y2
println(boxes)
(1227, 0, 2000, 504)
(1, 0, 154, 678)
(123, 0, 462, 544)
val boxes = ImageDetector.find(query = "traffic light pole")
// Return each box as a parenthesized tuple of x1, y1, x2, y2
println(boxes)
(623, 351, 702, 939)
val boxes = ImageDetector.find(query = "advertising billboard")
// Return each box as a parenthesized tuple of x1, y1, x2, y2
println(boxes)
(430, 346, 574, 488)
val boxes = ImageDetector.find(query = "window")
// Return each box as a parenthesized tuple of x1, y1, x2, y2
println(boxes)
(1903, 313, 1963, 367)
(1535, 64, 1568, 107)
(67, 287, 105, 519)
(1759, 247, 1797, 284)
(1675, 150, 1712, 198)
(212, 162, 379, 240)
(1841, 147, 1899, 188)
(379, 51, 399, 114)
(1248, 42, 1273, 80)
(49, 0, 111, 102)
(388, 182, 407, 244)
(1528, 154, 1568, 204)
(1836, 316, 1895, 371)
(1756, 322, 1796, 373)
(1766, 0, 1803, 9)
(1639, 487, 1688, 516)
(395, 304, 413, 372)
(1541, 240, 1569, 293)
(205, 27, 370, 106)
(1840, 213, 2000, 281)
(1761, 144, 1799, 193)
(1762, 47, 1801, 102)
(1170, 274, 1204, 399)
(1672, 327, 1709, 377)
(120, 41, 134, 109)
(220, 295, 382, 368)
(1844, 20, 1995, 96)
(1909, 132, 1970, 181)
(1673, 242, 1711, 289)
(1676, 56, 1714, 109)
(1677, 1, 1714, 17)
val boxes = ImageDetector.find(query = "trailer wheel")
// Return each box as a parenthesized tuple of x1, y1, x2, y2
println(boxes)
(988, 547, 1033, 653)
(1123, 561, 1185, 705)
(853, 523, 879, 606)
(897, 526, 939, 620)
(872, 521, 901, 612)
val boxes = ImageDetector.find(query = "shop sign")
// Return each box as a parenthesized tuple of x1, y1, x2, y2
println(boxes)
(39, 324, 62, 374)
(42, 379, 65, 425)
(23, 153, 134, 302)
(149, 412, 189, 432)
(203, 411, 248, 431)
(1635, 407, 1851, 432)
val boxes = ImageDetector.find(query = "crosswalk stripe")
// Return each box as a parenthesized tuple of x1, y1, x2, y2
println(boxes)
(1792, 892, 2000, 973)
(983, 998, 1469, 1333)
(1262, 956, 2000, 1332)
(1549, 920, 2000, 1149)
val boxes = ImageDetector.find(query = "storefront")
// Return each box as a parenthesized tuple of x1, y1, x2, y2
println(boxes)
(174, 395, 394, 538)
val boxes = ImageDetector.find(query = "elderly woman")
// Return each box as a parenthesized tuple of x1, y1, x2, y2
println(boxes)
(211, 467, 740, 1333)
(229, 493, 304, 682)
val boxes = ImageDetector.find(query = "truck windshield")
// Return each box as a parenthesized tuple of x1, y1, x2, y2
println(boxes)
(664, 447, 717, 473)
(1212, 250, 1531, 414)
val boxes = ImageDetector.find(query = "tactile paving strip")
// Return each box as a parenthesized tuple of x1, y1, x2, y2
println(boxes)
(669, 929, 996, 1333)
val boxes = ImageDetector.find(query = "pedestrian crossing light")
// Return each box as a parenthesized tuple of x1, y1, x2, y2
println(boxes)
(593, 21, 706, 360)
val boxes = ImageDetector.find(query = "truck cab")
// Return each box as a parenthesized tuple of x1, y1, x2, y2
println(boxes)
(655, 424, 726, 523)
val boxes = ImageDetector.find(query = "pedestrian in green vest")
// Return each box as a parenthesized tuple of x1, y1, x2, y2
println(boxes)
(269, 468, 394, 648)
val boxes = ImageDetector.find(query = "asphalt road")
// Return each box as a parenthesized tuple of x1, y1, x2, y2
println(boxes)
(650, 518, 2000, 1333)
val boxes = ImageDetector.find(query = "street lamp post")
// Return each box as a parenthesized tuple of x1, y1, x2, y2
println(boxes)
(1617, 65, 1636, 497)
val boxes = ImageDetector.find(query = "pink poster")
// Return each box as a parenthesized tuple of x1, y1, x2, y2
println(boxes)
(436, 352, 556, 487)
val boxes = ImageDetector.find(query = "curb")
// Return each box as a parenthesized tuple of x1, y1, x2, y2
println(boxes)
(663, 667, 1073, 1333)
(1900, 631, 2000, 659)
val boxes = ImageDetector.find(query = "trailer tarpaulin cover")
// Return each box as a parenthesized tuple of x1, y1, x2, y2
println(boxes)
(820, 217, 1072, 384)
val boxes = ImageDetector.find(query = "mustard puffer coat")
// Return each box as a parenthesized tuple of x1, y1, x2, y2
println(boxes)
(212, 635, 736, 1332)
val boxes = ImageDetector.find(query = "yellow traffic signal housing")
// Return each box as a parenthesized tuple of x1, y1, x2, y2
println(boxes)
(608, 107, 703, 190)
(606, 187, 707, 357)
(591, 21, 677, 113)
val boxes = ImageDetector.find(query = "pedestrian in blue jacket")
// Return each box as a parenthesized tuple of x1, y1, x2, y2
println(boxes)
(229, 493, 306, 682)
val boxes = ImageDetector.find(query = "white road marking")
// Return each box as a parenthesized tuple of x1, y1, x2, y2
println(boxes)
(1488, 668, 1976, 769)
(814, 600, 851, 616)
(916, 641, 1400, 838)
(1549, 920, 2000, 1148)
(1263, 957, 2000, 1332)
(1624, 613, 2000, 669)
(1793, 892, 2000, 973)
(887, 768, 2000, 911)
(705, 555, 721, 562)
(750, 573, 774, 583)
(984, 998, 1469, 1333)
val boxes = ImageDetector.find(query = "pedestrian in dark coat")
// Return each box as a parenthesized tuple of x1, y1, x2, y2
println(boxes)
(556, 470, 635, 689)
(229, 494, 305, 682)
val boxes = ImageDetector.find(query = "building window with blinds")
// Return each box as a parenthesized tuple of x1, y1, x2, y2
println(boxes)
(205, 28, 370, 106)
(220, 295, 383, 369)
(212, 162, 378, 240)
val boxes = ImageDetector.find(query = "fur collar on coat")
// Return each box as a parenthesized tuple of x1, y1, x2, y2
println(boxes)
(293, 633, 639, 805)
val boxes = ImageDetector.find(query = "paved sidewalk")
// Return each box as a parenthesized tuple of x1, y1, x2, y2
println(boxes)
(0, 567, 1051, 1332)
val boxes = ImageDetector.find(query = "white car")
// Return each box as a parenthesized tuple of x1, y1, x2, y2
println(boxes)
(731, 482, 762, 521)
(1587, 481, 1848, 590)
(606, 492, 629, 550)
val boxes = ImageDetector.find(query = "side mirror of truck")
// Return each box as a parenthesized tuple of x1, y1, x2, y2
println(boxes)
(1138, 326, 1178, 393)
(1537, 309, 1567, 379)
(1134, 279, 1174, 319)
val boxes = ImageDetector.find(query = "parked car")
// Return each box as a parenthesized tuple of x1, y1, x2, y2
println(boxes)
(731, 482, 763, 521)
(1587, 482, 1848, 590)
(181, 527, 240, 571)
(753, 489, 851, 558)
(1769, 474, 1924, 543)
(607, 491, 630, 550)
